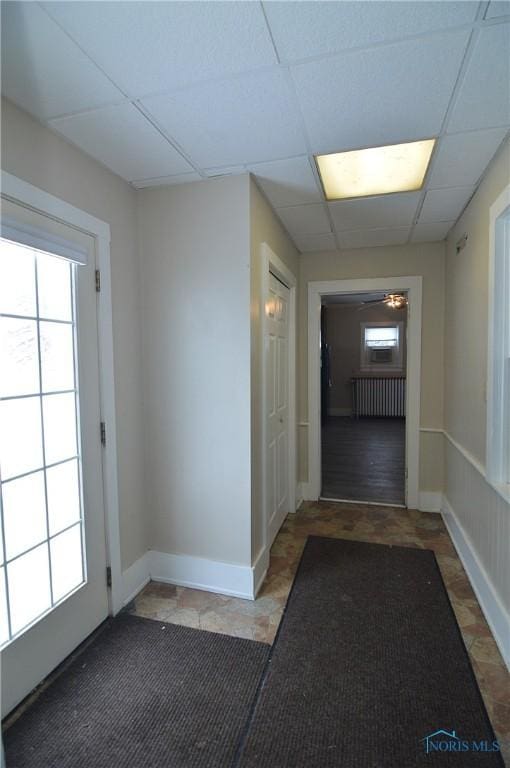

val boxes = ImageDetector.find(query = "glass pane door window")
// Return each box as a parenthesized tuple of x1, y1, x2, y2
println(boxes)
(0, 238, 86, 647)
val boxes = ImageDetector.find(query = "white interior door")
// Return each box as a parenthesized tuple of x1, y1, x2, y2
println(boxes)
(0, 229, 108, 715)
(266, 272, 290, 545)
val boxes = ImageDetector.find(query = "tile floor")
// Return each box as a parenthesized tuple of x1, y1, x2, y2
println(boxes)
(130, 501, 510, 763)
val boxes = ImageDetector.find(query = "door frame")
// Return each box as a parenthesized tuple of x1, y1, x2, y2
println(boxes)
(260, 243, 297, 554)
(306, 276, 423, 509)
(1, 170, 123, 615)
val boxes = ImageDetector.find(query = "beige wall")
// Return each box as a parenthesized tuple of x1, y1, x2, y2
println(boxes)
(138, 175, 253, 565)
(249, 177, 299, 561)
(445, 137, 510, 465)
(323, 303, 407, 414)
(1, 98, 146, 570)
(444, 137, 510, 617)
(298, 242, 446, 494)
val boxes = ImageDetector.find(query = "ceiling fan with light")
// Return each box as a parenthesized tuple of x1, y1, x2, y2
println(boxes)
(359, 293, 408, 310)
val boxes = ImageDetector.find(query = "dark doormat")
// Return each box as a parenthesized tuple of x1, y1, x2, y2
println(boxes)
(235, 537, 504, 767)
(3, 613, 269, 768)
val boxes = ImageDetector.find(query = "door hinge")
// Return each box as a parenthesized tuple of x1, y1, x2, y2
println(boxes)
(100, 421, 106, 446)
(95, 269, 101, 292)
(106, 566, 112, 588)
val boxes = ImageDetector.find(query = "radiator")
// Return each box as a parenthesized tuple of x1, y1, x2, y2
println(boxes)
(351, 376, 406, 417)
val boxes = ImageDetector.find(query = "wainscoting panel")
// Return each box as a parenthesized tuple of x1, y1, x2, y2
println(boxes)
(443, 435, 510, 668)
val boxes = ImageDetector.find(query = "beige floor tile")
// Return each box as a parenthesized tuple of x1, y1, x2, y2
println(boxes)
(160, 607, 200, 629)
(130, 501, 509, 749)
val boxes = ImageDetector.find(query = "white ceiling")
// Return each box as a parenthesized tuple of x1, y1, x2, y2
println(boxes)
(1, 1, 509, 253)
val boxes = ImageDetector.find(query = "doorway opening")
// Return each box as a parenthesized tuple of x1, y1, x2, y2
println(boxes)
(320, 292, 407, 506)
(307, 276, 422, 510)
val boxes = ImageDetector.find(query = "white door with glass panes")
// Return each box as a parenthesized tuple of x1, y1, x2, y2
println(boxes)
(0, 222, 108, 715)
(266, 272, 290, 546)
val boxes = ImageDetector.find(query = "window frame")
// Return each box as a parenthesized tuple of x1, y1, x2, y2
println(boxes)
(360, 320, 404, 372)
(486, 183, 510, 500)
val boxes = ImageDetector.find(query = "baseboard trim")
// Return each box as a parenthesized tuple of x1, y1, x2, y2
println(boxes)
(122, 553, 150, 607)
(121, 548, 267, 604)
(418, 491, 443, 513)
(295, 483, 304, 511)
(252, 547, 270, 598)
(441, 496, 510, 671)
(149, 551, 255, 599)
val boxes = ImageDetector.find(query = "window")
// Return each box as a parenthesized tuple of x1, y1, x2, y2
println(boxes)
(487, 185, 510, 493)
(0, 238, 85, 647)
(364, 325, 399, 348)
(361, 322, 403, 371)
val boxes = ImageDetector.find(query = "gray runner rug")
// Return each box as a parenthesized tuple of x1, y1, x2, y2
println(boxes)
(4, 613, 269, 768)
(235, 536, 504, 767)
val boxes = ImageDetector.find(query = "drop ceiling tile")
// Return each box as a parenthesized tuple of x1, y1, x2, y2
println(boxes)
(337, 227, 410, 250)
(142, 70, 307, 167)
(329, 192, 421, 231)
(419, 186, 475, 223)
(43, 1, 276, 97)
(1, 2, 123, 120)
(411, 221, 455, 242)
(291, 30, 470, 153)
(49, 103, 193, 182)
(132, 172, 202, 189)
(485, 1, 510, 18)
(247, 157, 322, 207)
(203, 166, 246, 178)
(447, 23, 510, 133)
(265, 1, 477, 62)
(428, 127, 508, 188)
(294, 233, 337, 253)
(276, 204, 331, 236)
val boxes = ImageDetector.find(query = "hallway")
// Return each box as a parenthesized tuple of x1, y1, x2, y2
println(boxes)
(1, 2, 509, 761)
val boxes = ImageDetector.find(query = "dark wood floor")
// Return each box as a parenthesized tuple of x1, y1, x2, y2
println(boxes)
(321, 416, 405, 505)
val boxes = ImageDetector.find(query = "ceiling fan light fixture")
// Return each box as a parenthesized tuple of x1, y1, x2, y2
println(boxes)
(315, 139, 436, 201)
(385, 294, 408, 309)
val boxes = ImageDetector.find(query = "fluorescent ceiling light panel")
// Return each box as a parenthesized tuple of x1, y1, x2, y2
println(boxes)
(316, 139, 435, 201)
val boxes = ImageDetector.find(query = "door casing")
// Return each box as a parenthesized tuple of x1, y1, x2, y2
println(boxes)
(305, 276, 423, 509)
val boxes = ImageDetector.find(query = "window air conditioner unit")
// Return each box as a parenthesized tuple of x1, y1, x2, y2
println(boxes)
(370, 347, 393, 363)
